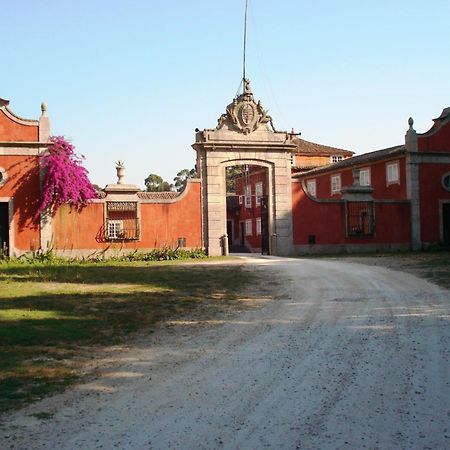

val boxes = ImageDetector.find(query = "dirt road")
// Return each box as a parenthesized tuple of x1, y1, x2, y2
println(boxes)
(1, 256, 449, 449)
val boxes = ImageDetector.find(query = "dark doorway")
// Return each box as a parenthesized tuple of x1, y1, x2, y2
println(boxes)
(0, 203, 9, 256)
(260, 196, 269, 254)
(226, 220, 233, 251)
(443, 203, 450, 245)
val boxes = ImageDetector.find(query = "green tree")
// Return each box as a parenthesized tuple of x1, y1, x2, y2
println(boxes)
(173, 167, 197, 192)
(144, 173, 173, 192)
(226, 165, 246, 194)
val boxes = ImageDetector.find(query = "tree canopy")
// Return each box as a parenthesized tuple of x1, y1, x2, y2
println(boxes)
(173, 167, 197, 192)
(144, 173, 173, 192)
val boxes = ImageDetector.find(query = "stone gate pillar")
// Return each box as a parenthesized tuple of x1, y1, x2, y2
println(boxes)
(192, 79, 296, 256)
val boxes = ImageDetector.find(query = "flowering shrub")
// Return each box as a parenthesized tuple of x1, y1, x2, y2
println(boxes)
(37, 136, 97, 216)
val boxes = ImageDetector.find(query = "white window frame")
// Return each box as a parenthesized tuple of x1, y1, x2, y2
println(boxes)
(108, 220, 123, 239)
(238, 195, 244, 205)
(245, 185, 251, 208)
(331, 155, 343, 164)
(306, 179, 316, 197)
(359, 167, 371, 186)
(290, 154, 295, 166)
(245, 219, 252, 236)
(256, 217, 262, 235)
(255, 182, 263, 206)
(386, 161, 400, 185)
(331, 174, 341, 194)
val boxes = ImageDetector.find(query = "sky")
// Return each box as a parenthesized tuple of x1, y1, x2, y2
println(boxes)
(2, 0, 450, 189)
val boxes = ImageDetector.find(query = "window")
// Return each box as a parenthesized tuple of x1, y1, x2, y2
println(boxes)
(331, 174, 341, 194)
(290, 154, 295, 166)
(386, 162, 400, 185)
(443, 173, 450, 191)
(245, 219, 252, 236)
(331, 155, 343, 164)
(256, 218, 262, 235)
(106, 202, 139, 240)
(346, 201, 375, 236)
(245, 185, 251, 208)
(306, 179, 316, 197)
(0, 167, 7, 186)
(238, 195, 244, 205)
(359, 168, 371, 186)
(108, 220, 123, 239)
(255, 182, 263, 206)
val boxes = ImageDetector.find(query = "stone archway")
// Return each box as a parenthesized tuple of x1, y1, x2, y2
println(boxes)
(192, 80, 297, 256)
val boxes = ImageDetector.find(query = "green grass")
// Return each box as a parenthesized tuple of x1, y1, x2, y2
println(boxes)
(0, 259, 264, 413)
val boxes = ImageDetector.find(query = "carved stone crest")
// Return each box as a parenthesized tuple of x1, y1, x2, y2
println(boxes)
(216, 78, 275, 134)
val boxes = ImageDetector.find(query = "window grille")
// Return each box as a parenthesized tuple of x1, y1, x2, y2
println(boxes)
(331, 155, 343, 163)
(346, 201, 375, 236)
(106, 202, 139, 240)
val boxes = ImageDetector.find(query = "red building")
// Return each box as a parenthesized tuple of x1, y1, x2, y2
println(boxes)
(1, 94, 449, 256)
(0, 99, 202, 257)
(0, 98, 50, 254)
(227, 138, 353, 253)
(292, 110, 450, 252)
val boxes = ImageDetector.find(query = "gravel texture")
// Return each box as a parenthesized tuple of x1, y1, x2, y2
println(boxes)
(1, 256, 449, 449)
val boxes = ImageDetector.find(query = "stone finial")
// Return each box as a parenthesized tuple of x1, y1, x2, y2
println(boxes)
(405, 116, 418, 152)
(116, 161, 125, 184)
(41, 101, 48, 117)
(243, 78, 252, 95)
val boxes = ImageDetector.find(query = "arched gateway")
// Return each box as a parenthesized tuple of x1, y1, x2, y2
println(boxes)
(192, 80, 296, 256)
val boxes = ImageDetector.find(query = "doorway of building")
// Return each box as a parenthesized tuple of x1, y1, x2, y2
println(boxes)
(443, 203, 450, 245)
(0, 202, 9, 256)
(225, 164, 269, 254)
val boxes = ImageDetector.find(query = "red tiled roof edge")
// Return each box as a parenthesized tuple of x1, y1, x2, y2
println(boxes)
(295, 138, 354, 156)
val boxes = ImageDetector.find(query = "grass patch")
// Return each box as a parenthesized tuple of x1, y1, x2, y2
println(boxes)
(0, 259, 266, 413)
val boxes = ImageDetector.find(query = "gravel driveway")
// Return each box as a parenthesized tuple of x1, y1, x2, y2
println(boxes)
(1, 256, 449, 450)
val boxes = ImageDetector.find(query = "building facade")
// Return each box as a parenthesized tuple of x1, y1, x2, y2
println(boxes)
(1, 92, 449, 257)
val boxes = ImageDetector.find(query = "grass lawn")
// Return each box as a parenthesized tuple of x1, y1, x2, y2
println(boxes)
(0, 259, 265, 413)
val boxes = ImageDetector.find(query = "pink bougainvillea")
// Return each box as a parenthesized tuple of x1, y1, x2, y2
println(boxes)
(36, 136, 97, 216)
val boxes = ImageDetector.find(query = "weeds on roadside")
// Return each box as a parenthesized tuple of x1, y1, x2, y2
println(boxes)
(0, 246, 207, 266)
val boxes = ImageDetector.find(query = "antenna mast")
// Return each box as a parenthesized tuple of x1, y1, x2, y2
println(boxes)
(243, 0, 248, 83)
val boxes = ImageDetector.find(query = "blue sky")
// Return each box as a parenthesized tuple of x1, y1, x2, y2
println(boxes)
(3, 0, 450, 188)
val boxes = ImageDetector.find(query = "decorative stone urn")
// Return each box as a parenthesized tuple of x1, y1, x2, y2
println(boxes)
(116, 161, 125, 184)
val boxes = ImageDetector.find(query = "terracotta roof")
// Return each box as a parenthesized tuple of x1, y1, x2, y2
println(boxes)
(294, 138, 354, 156)
(138, 191, 180, 200)
(293, 145, 406, 178)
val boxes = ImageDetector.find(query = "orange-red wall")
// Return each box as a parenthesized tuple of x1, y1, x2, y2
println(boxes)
(291, 181, 411, 246)
(52, 181, 202, 251)
(0, 155, 41, 250)
(0, 110, 39, 141)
